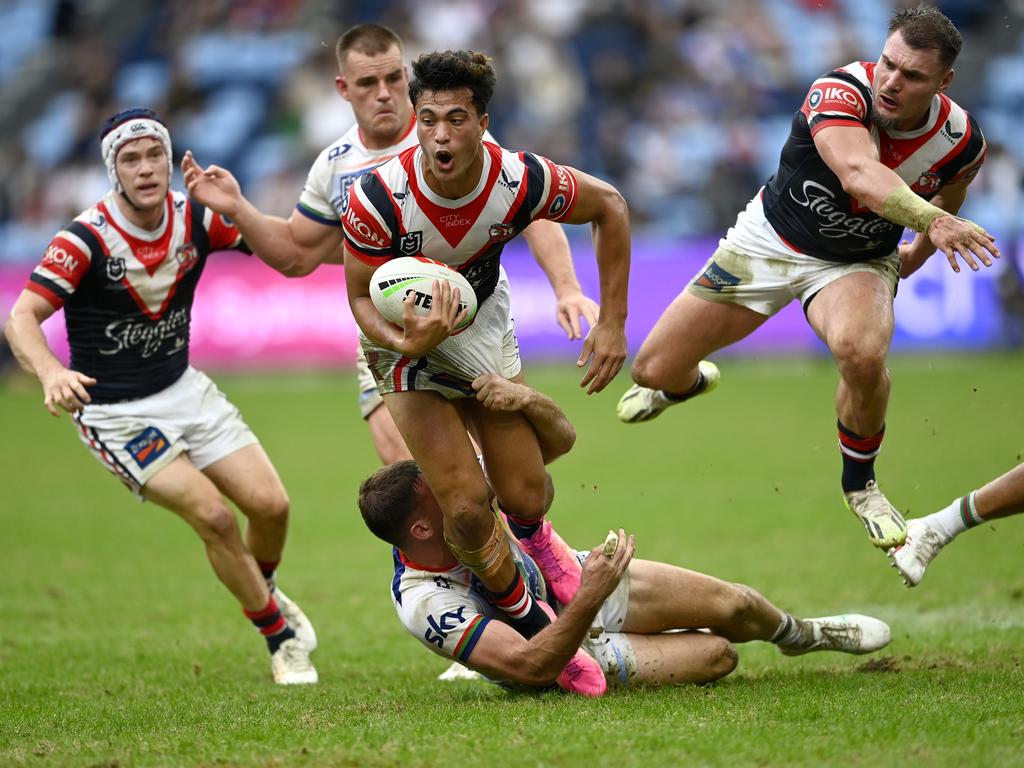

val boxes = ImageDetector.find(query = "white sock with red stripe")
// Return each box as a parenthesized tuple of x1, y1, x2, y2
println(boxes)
(491, 570, 550, 638)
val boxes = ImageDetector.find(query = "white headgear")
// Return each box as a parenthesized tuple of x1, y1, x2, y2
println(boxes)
(100, 111, 173, 194)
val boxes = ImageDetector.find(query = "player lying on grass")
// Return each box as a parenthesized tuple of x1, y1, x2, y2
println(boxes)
(358, 376, 892, 695)
(890, 461, 1024, 586)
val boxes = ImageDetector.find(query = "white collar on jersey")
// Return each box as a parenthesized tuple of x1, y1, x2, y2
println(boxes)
(103, 189, 170, 241)
(413, 143, 494, 207)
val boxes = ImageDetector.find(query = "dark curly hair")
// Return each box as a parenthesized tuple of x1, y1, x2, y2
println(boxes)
(409, 50, 496, 116)
(889, 5, 962, 69)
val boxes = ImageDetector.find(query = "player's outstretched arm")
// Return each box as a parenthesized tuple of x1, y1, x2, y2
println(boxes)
(182, 151, 342, 276)
(463, 531, 634, 686)
(815, 126, 998, 273)
(471, 373, 576, 463)
(559, 169, 630, 395)
(4, 290, 96, 416)
(521, 220, 599, 340)
(898, 180, 969, 277)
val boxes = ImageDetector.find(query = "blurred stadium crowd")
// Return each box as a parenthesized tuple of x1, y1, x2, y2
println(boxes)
(0, 0, 1022, 265)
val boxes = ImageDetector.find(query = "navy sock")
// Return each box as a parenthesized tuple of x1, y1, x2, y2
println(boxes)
(838, 421, 884, 493)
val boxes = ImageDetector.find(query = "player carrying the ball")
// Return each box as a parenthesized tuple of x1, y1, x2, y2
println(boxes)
(343, 50, 631, 695)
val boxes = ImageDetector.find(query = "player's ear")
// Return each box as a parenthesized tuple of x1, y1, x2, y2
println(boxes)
(409, 517, 434, 541)
(937, 67, 954, 94)
(479, 112, 489, 137)
(336, 74, 350, 101)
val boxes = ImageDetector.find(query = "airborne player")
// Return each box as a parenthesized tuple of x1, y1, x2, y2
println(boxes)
(4, 108, 318, 685)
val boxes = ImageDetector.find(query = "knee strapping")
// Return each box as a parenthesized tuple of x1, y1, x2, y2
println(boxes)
(444, 513, 512, 582)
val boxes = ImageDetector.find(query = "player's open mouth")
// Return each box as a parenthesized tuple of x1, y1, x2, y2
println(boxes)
(435, 151, 454, 170)
(877, 93, 898, 110)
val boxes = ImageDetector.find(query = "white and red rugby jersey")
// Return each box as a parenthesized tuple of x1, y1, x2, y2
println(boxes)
(762, 60, 986, 263)
(26, 190, 244, 403)
(343, 141, 578, 302)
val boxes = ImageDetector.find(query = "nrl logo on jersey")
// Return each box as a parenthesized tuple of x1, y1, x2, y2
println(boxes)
(399, 231, 422, 256)
(175, 242, 199, 271)
(106, 256, 127, 282)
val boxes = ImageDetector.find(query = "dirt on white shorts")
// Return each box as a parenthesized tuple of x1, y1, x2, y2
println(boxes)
(361, 267, 521, 399)
(574, 549, 636, 685)
(72, 366, 258, 497)
(686, 192, 899, 316)
(355, 343, 383, 419)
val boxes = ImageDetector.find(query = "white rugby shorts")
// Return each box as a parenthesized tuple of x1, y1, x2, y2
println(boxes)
(687, 191, 899, 315)
(72, 366, 258, 497)
(574, 549, 635, 685)
(355, 342, 383, 419)
(360, 266, 521, 399)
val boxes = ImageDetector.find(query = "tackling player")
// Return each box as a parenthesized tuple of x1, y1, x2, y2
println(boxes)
(357, 376, 892, 696)
(616, 6, 998, 552)
(3, 109, 317, 685)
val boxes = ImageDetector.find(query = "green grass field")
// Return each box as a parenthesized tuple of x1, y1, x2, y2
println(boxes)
(2, 354, 1023, 767)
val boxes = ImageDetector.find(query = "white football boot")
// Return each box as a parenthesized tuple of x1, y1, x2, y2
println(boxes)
(779, 614, 891, 656)
(844, 480, 907, 549)
(888, 518, 946, 587)
(273, 587, 317, 652)
(437, 661, 483, 682)
(616, 360, 720, 424)
(271, 637, 319, 685)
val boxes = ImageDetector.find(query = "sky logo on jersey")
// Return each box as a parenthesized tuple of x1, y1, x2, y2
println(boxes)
(424, 606, 468, 648)
(125, 426, 170, 469)
(696, 262, 741, 292)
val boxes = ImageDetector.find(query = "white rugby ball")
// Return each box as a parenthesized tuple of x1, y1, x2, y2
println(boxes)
(369, 256, 478, 331)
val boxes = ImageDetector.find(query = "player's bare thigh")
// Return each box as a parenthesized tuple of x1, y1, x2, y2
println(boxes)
(623, 559, 750, 634)
(202, 443, 288, 519)
(805, 270, 894, 354)
(460, 395, 547, 522)
(631, 290, 766, 391)
(383, 390, 492, 542)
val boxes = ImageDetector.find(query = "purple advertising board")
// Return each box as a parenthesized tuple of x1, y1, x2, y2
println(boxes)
(0, 236, 1016, 369)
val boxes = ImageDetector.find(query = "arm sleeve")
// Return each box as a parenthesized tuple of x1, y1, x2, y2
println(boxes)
(523, 152, 579, 224)
(26, 221, 95, 308)
(801, 72, 870, 136)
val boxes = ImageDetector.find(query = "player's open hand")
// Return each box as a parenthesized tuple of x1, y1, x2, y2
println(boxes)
(397, 279, 467, 357)
(40, 366, 96, 416)
(577, 320, 626, 394)
(181, 151, 243, 217)
(926, 215, 999, 274)
(555, 289, 599, 341)
(578, 528, 634, 606)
